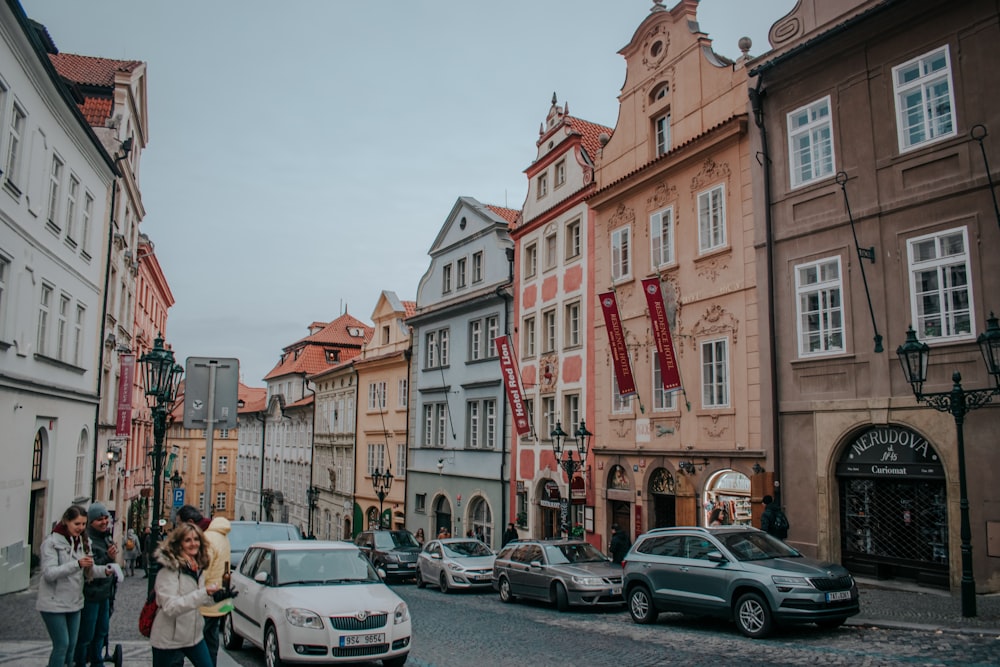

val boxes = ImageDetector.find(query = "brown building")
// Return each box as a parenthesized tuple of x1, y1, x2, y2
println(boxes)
(749, 0, 1000, 594)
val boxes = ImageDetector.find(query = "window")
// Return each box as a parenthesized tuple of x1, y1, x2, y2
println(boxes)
(396, 443, 406, 478)
(468, 401, 479, 447)
(424, 328, 449, 368)
(472, 251, 483, 283)
(415, 493, 426, 513)
(611, 226, 631, 282)
(367, 443, 386, 474)
(697, 184, 726, 252)
(795, 256, 844, 356)
(564, 301, 580, 348)
(542, 309, 556, 353)
(537, 172, 548, 198)
(75, 430, 87, 499)
(37, 283, 52, 356)
(466, 399, 497, 449)
(542, 397, 556, 437)
(701, 338, 730, 408)
(655, 113, 671, 156)
(544, 231, 557, 270)
(652, 356, 677, 411)
(368, 381, 387, 410)
(485, 316, 498, 358)
(907, 227, 972, 341)
(397, 378, 408, 408)
(56, 294, 69, 360)
(65, 176, 80, 242)
(423, 403, 449, 447)
(788, 97, 835, 187)
(220, 428, 229, 438)
(524, 398, 535, 434)
(4, 102, 25, 190)
(442, 264, 452, 293)
(565, 219, 581, 260)
(564, 394, 580, 430)
(0, 255, 10, 336)
(612, 374, 633, 414)
(200, 456, 206, 474)
(650, 206, 674, 268)
(893, 46, 956, 152)
(524, 243, 537, 278)
(470, 319, 483, 361)
(522, 316, 536, 357)
(218, 456, 228, 473)
(555, 160, 566, 187)
(381, 325, 390, 345)
(457, 257, 467, 288)
(71, 304, 84, 365)
(215, 493, 226, 511)
(47, 155, 64, 227)
(81, 193, 93, 255)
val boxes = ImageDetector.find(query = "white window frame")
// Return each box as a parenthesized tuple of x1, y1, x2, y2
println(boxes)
(611, 374, 633, 414)
(787, 96, 835, 188)
(544, 231, 557, 270)
(485, 315, 498, 358)
(4, 101, 26, 191)
(442, 264, 452, 293)
(795, 256, 845, 357)
(564, 301, 580, 348)
(56, 293, 69, 360)
(907, 226, 973, 342)
(218, 456, 229, 473)
(564, 394, 580, 430)
(650, 206, 674, 268)
(655, 112, 671, 156)
(367, 443, 386, 475)
(565, 219, 581, 260)
(47, 155, 64, 227)
(470, 319, 483, 361)
(37, 283, 52, 356)
(0, 255, 11, 339)
(611, 225, 631, 282)
(542, 396, 556, 437)
(697, 184, 726, 253)
(65, 175, 80, 242)
(396, 443, 406, 478)
(457, 257, 467, 288)
(652, 356, 677, 411)
(555, 159, 566, 187)
(397, 378, 408, 408)
(472, 251, 483, 283)
(542, 308, 556, 353)
(524, 243, 537, 279)
(701, 338, 730, 408)
(81, 193, 94, 257)
(523, 316, 536, 358)
(537, 172, 548, 198)
(893, 46, 957, 153)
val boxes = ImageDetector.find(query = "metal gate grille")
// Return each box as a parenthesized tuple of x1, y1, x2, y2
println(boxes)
(840, 478, 948, 566)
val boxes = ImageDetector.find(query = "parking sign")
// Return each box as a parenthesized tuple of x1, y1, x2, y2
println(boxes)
(173, 488, 185, 507)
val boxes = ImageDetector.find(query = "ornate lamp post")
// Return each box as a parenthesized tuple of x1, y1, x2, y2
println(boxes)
(371, 468, 393, 529)
(549, 420, 593, 535)
(895, 314, 1000, 617)
(139, 333, 183, 595)
(307, 486, 320, 537)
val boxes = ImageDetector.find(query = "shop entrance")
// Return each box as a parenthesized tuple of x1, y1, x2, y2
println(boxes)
(648, 467, 677, 529)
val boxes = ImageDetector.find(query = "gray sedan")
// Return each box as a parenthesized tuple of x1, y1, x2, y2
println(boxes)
(416, 538, 496, 593)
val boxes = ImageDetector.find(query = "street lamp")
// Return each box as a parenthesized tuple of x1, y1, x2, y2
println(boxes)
(371, 468, 393, 529)
(139, 333, 183, 596)
(895, 314, 1000, 617)
(307, 486, 320, 537)
(550, 420, 593, 535)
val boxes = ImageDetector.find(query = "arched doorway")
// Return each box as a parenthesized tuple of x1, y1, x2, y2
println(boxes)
(29, 428, 48, 569)
(468, 496, 493, 545)
(433, 495, 452, 536)
(836, 425, 948, 587)
(607, 465, 632, 540)
(539, 480, 561, 538)
(648, 468, 677, 529)
(704, 470, 752, 526)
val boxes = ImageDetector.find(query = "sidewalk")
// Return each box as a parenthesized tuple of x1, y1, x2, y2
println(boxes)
(847, 577, 1000, 634)
(0, 640, 240, 666)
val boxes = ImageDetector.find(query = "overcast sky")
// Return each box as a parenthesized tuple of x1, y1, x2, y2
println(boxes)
(23, 0, 795, 385)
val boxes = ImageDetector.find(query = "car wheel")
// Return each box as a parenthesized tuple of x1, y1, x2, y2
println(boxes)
(222, 613, 243, 650)
(628, 585, 658, 624)
(816, 617, 846, 630)
(416, 570, 426, 588)
(264, 624, 283, 667)
(439, 572, 451, 594)
(498, 575, 515, 603)
(735, 592, 773, 639)
(382, 655, 408, 667)
(553, 582, 569, 612)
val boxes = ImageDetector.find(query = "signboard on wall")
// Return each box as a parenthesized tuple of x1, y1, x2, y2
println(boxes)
(836, 425, 944, 479)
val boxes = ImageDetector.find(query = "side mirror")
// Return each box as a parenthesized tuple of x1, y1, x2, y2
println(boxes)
(707, 551, 728, 563)
(376, 567, 387, 580)
(529, 560, 543, 569)
(431, 553, 442, 560)
(253, 571, 270, 585)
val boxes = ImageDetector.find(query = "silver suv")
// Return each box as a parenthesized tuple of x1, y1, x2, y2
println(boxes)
(623, 526, 859, 638)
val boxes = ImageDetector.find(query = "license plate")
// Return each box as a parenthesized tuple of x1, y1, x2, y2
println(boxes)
(340, 633, 385, 647)
(826, 590, 851, 602)
(611, 586, 622, 595)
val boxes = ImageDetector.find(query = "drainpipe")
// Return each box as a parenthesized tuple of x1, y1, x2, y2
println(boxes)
(750, 76, 783, 505)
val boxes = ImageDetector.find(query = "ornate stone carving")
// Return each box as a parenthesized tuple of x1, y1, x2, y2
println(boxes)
(696, 256, 729, 281)
(689, 304, 739, 349)
(705, 413, 729, 438)
(647, 181, 678, 210)
(608, 203, 635, 231)
(641, 25, 670, 71)
(690, 157, 732, 192)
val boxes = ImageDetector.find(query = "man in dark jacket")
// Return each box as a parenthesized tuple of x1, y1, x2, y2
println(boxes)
(609, 524, 631, 564)
(760, 495, 789, 539)
(74, 502, 122, 667)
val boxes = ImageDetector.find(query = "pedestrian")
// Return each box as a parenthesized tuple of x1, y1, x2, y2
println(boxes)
(414, 528, 425, 546)
(177, 505, 211, 532)
(709, 500, 730, 526)
(142, 527, 155, 577)
(74, 502, 124, 667)
(150, 522, 227, 667)
(36, 505, 114, 667)
(123, 528, 141, 576)
(760, 495, 790, 539)
(609, 523, 631, 564)
(502, 523, 518, 546)
(198, 516, 233, 667)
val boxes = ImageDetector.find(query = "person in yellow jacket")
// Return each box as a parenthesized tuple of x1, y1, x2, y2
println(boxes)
(199, 516, 232, 667)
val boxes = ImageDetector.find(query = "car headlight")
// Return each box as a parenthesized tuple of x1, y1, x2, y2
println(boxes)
(571, 576, 605, 586)
(382, 553, 400, 562)
(285, 608, 324, 629)
(772, 575, 811, 587)
(393, 602, 410, 625)
(446, 562, 465, 572)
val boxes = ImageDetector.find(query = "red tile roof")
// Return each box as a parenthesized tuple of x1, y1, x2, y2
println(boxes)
(48, 52, 142, 87)
(264, 313, 373, 381)
(486, 205, 520, 225)
(402, 301, 417, 318)
(238, 385, 267, 413)
(564, 115, 613, 162)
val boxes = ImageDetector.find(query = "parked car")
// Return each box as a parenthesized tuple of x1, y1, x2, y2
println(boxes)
(354, 530, 421, 582)
(623, 526, 860, 638)
(416, 538, 495, 593)
(223, 540, 411, 667)
(491, 538, 623, 611)
(227, 521, 303, 570)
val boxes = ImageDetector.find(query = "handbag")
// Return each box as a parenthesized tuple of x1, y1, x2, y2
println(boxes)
(138, 590, 158, 637)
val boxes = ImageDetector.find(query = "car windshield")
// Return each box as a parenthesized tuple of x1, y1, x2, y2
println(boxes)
(374, 531, 420, 549)
(722, 532, 801, 561)
(443, 541, 492, 557)
(544, 542, 609, 564)
(229, 524, 300, 551)
(275, 549, 379, 585)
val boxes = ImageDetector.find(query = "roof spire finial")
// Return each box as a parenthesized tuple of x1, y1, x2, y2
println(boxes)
(652, 0, 665, 12)
(551, 91, 558, 106)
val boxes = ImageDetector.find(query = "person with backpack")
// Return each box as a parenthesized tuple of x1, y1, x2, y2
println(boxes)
(760, 495, 789, 539)
(123, 528, 141, 577)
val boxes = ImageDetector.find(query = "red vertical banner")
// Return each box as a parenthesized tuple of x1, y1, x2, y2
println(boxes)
(598, 291, 636, 396)
(495, 336, 531, 436)
(641, 277, 682, 392)
(116, 353, 135, 437)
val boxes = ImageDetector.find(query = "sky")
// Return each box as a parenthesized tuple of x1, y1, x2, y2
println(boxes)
(23, 0, 796, 385)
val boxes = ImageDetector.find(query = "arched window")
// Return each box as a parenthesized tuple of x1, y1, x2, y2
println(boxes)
(468, 496, 493, 546)
(32, 429, 45, 481)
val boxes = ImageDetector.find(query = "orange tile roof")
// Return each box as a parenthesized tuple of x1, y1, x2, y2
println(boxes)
(79, 97, 112, 126)
(264, 313, 373, 381)
(564, 115, 613, 162)
(402, 301, 417, 318)
(48, 52, 142, 87)
(238, 385, 267, 413)
(486, 205, 520, 225)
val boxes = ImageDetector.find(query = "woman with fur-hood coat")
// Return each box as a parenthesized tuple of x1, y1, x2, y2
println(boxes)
(150, 523, 223, 667)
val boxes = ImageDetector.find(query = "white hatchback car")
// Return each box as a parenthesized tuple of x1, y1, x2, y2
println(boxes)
(416, 538, 495, 592)
(223, 540, 411, 667)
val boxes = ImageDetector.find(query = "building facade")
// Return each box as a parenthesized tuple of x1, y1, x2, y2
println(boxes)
(407, 197, 516, 548)
(309, 358, 357, 540)
(749, 0, 1000, 592)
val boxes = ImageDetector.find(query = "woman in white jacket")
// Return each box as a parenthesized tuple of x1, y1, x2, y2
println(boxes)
(150, 522, 222, 667)
(36, 505, 111, 667)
